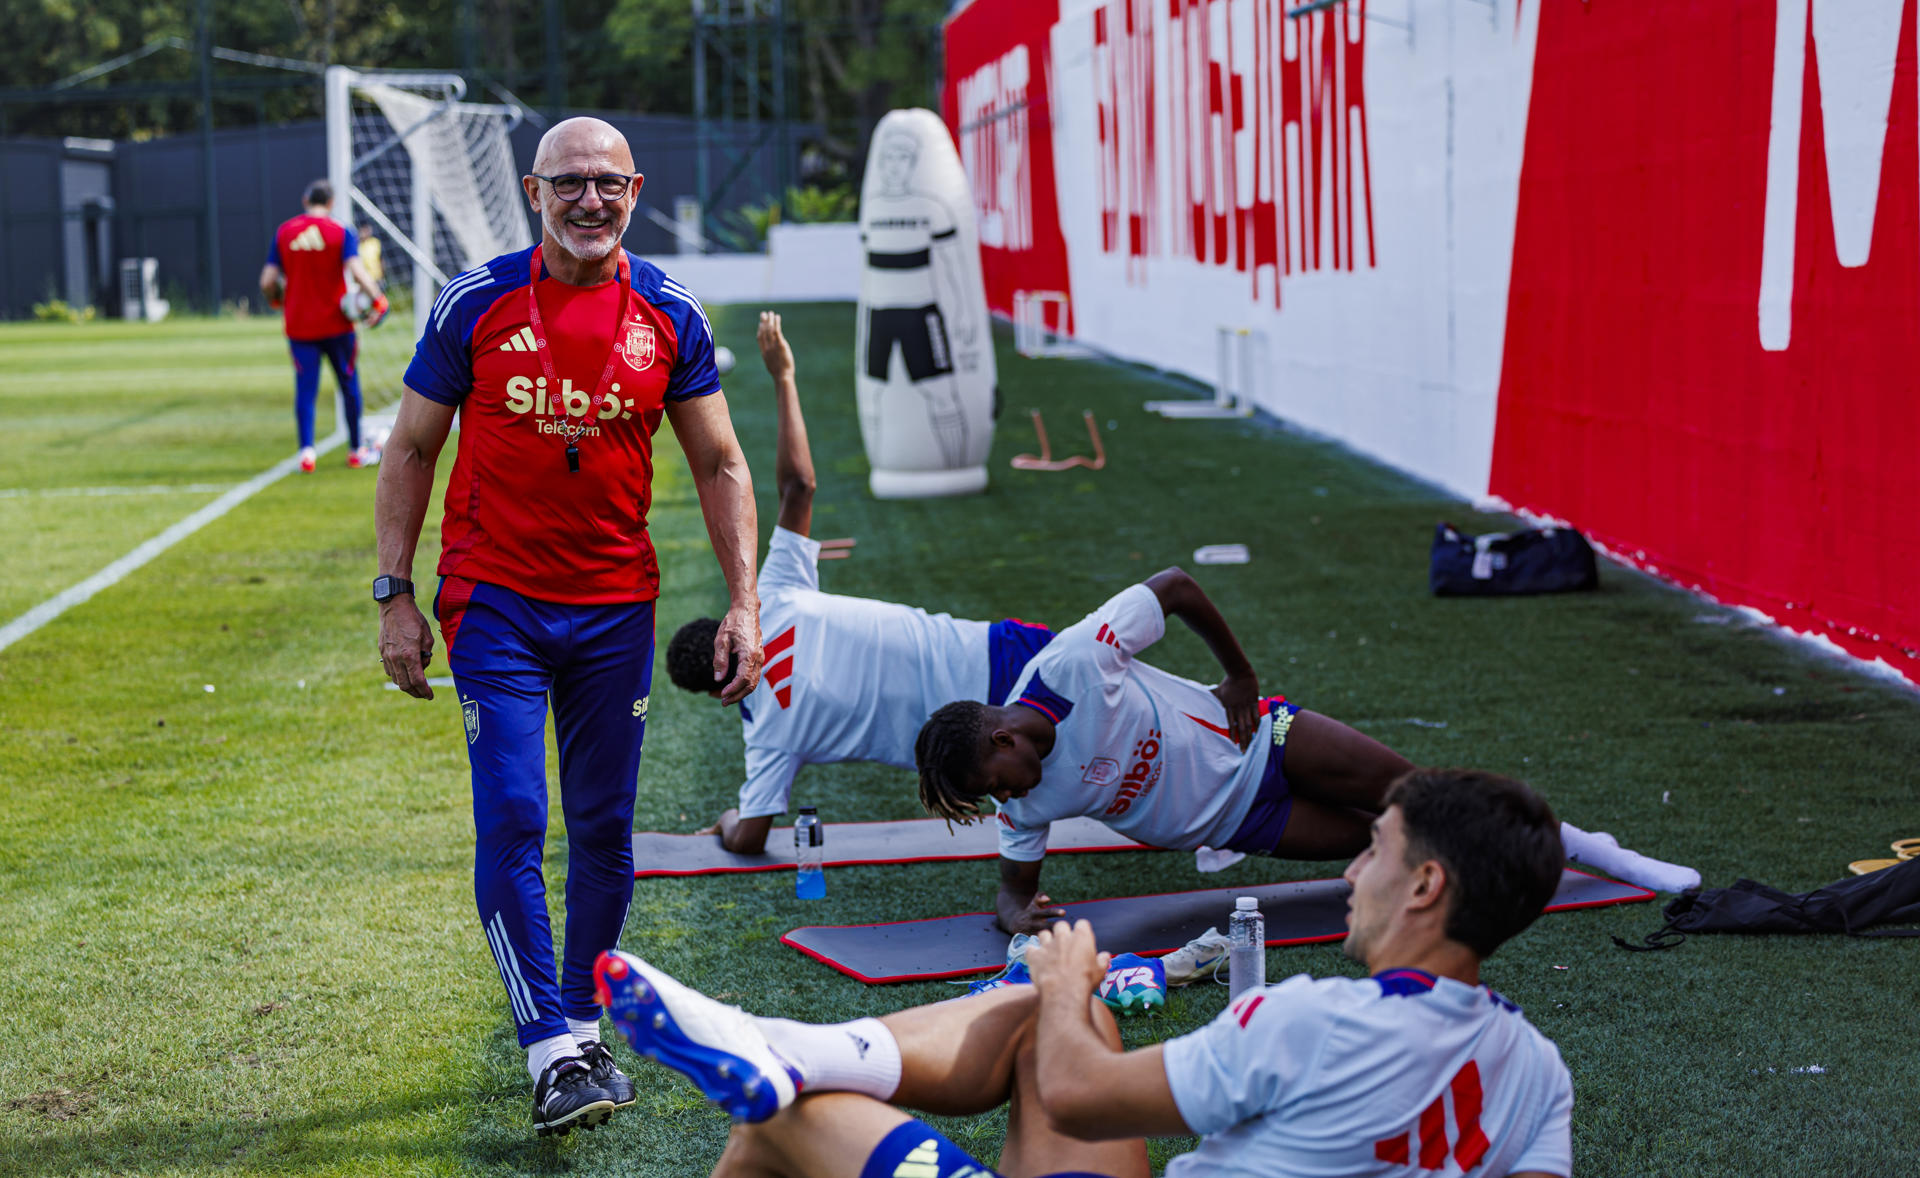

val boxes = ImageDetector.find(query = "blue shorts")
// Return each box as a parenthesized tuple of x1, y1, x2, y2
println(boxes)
(1221, 699, 1302, 855)
(988, 618, 1056, 705)
(862, 1120, 1114, 1178)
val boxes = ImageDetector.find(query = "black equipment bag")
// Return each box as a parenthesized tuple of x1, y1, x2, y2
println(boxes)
(1429, 522, 1599, 597)
(1613, 858, 1920, 951)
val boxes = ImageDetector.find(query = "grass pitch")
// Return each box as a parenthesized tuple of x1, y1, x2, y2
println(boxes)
(0, 305, 1915, 1176)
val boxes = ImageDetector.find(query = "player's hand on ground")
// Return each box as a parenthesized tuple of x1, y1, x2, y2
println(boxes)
(1213, 670, 1260, 748)
(758, 311, 794, 381)
(379, 598, 436, 699)
(1004, 891, 1068, 935)
(1025, 918, 1109, 994)
(714, 604, 764, 705)
(694, 807, 735, 836)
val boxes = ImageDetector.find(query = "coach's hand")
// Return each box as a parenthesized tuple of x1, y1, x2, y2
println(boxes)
(1025, 919, 1108, 995)
(1213, 670, 1260, 748)
(714, 603, 763, 705)
(380, 597, 436, 700)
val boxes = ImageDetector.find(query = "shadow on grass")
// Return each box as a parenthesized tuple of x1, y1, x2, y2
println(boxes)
(0, 1087, 469, 1176)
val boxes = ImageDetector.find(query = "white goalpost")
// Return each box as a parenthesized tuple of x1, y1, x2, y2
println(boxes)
(323, 66, 533, 418)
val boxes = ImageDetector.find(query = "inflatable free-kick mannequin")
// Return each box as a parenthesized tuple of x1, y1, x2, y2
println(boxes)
(855, 109, 997, 498)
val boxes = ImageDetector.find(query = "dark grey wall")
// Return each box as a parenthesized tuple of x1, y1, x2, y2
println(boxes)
(0, 111, 807, 319)
(0, 140, 65, 317)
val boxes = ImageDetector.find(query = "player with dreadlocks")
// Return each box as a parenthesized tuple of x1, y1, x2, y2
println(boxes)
(664, 311, 1053, 854)
(917, 572, 1700, 933)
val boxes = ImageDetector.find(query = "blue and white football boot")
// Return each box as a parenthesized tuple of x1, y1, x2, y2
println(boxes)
(594, 949, 800, 1123)
(1097, 953, 1167, 1016)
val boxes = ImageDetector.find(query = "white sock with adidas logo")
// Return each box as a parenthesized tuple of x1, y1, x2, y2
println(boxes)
(753, 1016, 900, 1100)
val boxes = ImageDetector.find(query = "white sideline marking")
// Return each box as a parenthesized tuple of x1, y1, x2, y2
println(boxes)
(383, 677, 455, 690)
(0, 403, 407, 655)
(0, 431, 348, 654)
(0, 483, 234, 500)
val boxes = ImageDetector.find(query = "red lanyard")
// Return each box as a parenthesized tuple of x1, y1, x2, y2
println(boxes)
(526, 246, 631, 473)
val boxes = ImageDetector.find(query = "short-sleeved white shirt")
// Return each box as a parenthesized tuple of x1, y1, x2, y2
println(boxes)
(993, 584, 1273, 859)
(1162, 971, 1574, 1178)
(736, 527, 988, 818)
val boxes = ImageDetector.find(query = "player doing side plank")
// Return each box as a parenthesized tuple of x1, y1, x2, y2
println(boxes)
(595, 768, 1575, 1178)
(374, 117, 763, 1138)
(918, 575, 1700, 933)
(666, 311, 1053, 854)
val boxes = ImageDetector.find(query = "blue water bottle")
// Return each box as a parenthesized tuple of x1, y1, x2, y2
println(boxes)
(795, 806, 825, 899)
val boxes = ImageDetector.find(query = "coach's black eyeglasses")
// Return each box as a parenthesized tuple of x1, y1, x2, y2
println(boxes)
(529, 172, 642, 201)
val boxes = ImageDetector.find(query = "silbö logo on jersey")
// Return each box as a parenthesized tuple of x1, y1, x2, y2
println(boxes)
(1102, 729, 1163, 817)
(501, 374, 643, 439)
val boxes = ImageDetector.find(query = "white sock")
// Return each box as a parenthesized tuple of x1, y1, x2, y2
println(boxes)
(754, 1016, 901, 1100)
(527, 1033, 581, 1083)
(1561, 821, 1701, 893)
(567, 1017, 605, 1048)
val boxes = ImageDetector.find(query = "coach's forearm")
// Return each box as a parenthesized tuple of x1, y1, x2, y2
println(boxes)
(694, 448, 759, 607)
(374, 439, 436, 582)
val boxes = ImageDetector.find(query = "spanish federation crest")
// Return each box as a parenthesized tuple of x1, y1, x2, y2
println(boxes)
(462, 698, 481, 745)
(622, 319, 657, 371)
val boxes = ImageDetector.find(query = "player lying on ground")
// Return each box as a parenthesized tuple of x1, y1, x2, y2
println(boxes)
(917, 574, 1700, 933)
(665, 311, 1054, 854)
(596, 768, 1574, 1178)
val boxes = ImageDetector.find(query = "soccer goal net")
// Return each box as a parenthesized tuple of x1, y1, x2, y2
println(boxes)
(324, 66, 532, 415)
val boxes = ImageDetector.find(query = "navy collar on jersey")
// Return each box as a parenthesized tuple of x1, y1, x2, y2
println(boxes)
(1373, 968, 1439, 997)
(1014, 672, 1074, 725)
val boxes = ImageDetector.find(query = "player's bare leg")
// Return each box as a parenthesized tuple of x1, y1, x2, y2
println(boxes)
(713, 1094, 913, 1178)
(998, 999, 1150, 1178)
(1281, 709, 1413, 813)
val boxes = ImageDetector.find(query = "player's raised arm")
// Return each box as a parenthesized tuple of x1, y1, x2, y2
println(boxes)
(760, 311, 816, 537)
(1143, 566, 1259, 747)
(374, 387, 459, 699)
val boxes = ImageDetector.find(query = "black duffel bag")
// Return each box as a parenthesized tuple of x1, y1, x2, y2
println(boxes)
(1429, 522, 1599, 597)
(1613, 858, 1920, 951)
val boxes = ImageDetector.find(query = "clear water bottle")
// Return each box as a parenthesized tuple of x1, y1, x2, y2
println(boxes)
(1228, 896, 1266, 999)
(794, 806, 825, 899)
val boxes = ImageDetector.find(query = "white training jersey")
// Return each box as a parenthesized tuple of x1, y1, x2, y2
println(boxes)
(1162, 971, 1574, 1178)
(737, 527, 988, 818)
(994, 583, 1272, 859)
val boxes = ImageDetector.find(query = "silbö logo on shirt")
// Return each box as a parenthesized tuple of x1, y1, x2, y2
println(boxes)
(500, 374, 642, 433)
(1102, 729, 1162, 817)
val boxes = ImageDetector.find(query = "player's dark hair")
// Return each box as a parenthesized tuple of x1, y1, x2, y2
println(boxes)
(303, 179, 333, 208)
(666, 618, 734, 693)
(1387, 768, 1564, 959)
(915, 701, 989, 828)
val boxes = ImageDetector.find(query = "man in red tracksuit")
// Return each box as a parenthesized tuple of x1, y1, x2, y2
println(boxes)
(260, 179, 388, 471)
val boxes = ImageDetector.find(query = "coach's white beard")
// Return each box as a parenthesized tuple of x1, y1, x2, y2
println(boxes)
(543, 202, 629, 263)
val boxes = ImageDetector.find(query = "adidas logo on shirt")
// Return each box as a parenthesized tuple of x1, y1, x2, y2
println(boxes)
(286, 224, 326, 251)
(498, 326, 539, 352)
(891, 1140, 942, 1178)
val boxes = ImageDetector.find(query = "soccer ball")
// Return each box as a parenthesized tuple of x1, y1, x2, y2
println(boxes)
(340, 290, 374, 322)
(364, 424, 392, 453)
(714, 345, 736, 376)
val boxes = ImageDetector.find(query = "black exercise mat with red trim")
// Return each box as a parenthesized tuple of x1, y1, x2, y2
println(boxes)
(780, 869, 1655, 984)
(633, 816, 1151, 878)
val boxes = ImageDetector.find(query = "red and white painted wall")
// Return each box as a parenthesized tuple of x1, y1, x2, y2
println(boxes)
(944, 0, 1920, 686)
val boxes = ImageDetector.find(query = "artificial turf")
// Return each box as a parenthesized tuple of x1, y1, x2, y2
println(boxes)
(0, 304, 1914, 1176)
